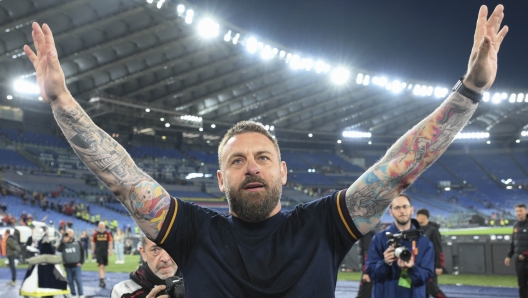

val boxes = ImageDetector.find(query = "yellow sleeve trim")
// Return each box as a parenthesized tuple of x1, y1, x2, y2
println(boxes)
(336, 190, 358, 240)
(160, 197, 178, 244)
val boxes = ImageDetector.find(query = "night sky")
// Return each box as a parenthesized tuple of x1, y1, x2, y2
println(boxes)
(185, 0, 528, 91)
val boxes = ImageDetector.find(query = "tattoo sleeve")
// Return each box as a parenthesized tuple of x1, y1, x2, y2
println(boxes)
(51, 100, 171, 240)
(345, 92, 478, 235)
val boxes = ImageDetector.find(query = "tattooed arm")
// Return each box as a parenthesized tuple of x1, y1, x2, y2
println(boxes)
(345, 5, 508, 235)
(23, 23, 171, 240)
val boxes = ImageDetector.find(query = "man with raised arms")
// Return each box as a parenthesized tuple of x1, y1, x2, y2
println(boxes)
(24, 5, 508, 297)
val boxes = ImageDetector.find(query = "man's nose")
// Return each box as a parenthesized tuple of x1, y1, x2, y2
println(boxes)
(245, 157, 261, 176)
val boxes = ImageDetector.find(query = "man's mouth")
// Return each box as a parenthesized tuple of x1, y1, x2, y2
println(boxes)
(243, 182, 265, 191)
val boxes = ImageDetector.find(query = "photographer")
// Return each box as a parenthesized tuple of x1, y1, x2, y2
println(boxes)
(57, 228, 85, 298)
(111, 234, 184, 298)
(366, 194, 434, 297)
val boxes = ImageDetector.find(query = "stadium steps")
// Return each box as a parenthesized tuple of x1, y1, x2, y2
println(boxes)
(469, 155, 505, 188)
(16, 147, 50, 170)
(436, 160, 464, 184)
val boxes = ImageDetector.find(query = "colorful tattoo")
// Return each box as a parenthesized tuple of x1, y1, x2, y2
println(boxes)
(345, 93, 477, 234)
(131, 182, 171, 231)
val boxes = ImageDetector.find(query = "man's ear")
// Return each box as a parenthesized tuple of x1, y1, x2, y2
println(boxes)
(217, 170, 225, 192)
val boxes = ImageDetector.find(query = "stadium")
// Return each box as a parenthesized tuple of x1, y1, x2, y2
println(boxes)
(0, 0, 527, 297)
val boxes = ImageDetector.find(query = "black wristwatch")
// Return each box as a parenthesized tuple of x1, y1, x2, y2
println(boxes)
(452, 78, 483, 104)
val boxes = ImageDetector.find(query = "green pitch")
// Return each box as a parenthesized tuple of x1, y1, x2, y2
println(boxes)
(440, 227, 513, 236)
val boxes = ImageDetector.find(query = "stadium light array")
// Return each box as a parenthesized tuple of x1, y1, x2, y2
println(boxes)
(180, 115, 202, 122)
(521, 131, 528, 137)
(198, 18, 219, 38)
(455, 132, 489, 139)
(165, 123, 170, 127)
(7, 95, 13, 100)
(342, 131, 371, 138)
(13, 79, 39, 94)
(155, 1, 528, 104)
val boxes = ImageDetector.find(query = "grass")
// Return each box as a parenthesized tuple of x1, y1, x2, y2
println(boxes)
(440, 227, 513, 236)
(337, 272, 517, 287)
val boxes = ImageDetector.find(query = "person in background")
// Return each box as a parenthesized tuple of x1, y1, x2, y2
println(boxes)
(505, 203, 528, 298)
(111, 234, 184, 298)
(80, 230, 90, 262)
(366, 194, 434, 298)
(57, 228, 85, 298)
(114, 227, 125, 264)
(91, 222, 113, 288)
(5, 229, 20, 286)
(416, 208, 448, 298)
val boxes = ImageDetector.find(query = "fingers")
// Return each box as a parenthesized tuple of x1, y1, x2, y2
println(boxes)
(473, 5, 488, 47)
(492, 25, 509, 52)
(23, 45, 38, 69)
(486, 5, 505, 36)
(146, 285, 166, 298)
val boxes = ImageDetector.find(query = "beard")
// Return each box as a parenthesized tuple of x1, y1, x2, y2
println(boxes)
(225, 175, 282, 223)
(395, 216, 410, 226)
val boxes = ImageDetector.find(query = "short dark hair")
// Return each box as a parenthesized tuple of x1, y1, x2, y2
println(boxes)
(416, 208, 430, 218)
(217, 121, 280, 168)
(390, 193, 412, 209)
(515, 204, 527, 209)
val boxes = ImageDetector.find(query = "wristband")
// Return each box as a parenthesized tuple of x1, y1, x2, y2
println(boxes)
(452, 78, 483, 104)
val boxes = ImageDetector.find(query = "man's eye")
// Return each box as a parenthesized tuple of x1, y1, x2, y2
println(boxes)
(233, 159, 242, 164)
(259, 156, 269, 161)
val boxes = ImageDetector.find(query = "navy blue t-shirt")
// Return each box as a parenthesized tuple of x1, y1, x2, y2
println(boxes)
(155, 190, 361, 297)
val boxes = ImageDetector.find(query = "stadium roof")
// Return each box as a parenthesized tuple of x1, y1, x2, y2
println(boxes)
(0, 0, 527, 148)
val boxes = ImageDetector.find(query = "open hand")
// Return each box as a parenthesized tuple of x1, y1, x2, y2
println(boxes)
(23, 23, 69, 105)
(464, 5, 508, 92)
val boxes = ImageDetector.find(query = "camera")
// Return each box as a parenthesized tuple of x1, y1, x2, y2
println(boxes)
(386, 229, 422, 262)
(155, 276, 184, 298)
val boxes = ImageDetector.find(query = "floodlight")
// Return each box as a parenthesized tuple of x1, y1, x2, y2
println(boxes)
(146, 0, 153, 3)
(145, 108, 150, 112)
(483, 92, 490, 102)
(232, 33, 240, 45)
(455, 132, 489, 139)
(509, 94, 516, 103)
(260, 45, 273, 60)
(517, 93, 525, 103)
(246, 37, 258, 53)
(198, 18, 219, 37)
(356, 73, 363, 85)
(38, 97, 43, 101)
(279, 50, 286, 58)
(211, 124, 216, 128)
(330, 68, 350, 85)
(516, 139, 521, 143)
(337, 140, 341, 144)
(391, 80, 403, 93)
(165, 123, 170, 127)
(6, 95, 13, 100)
(315, 60, 327, 74)
(501, 92, 508, 100)
(302, 58, 313, 71)
(272, 48, 278, 55)
(413, 84, 422, 96)
(362, 75, 370, 86)
(492, 93, 501, 104)
(224, 30, 231, 42)
(160, 118, 164, 121)
(199, 128, 203, 131)
(13, 79, 39, 94)
(289, 55, 302, 69)
(156, 0, 165, 9)
(177, 4, 185, 14)
(185, 10, 194, 24)
(308, 133, 313, 137)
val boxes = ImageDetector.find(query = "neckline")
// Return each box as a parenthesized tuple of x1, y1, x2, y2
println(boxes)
(228, 211, 286, 236)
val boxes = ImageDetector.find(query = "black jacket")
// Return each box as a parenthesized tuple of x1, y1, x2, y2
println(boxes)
(421, 222, 444, 269)
(508, 219, 528, 262)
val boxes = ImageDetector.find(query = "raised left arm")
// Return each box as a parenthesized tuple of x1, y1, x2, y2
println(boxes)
(345, 5, 508, 235)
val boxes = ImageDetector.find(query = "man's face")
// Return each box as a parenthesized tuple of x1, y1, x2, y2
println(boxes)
(415, 214, 428, 226)
(389, 196, 414, 227)
(515, 207, 527, 221)
(217, 132, 287, 222)
(98, 223, 105, 232)
(140, 238, 177, 279)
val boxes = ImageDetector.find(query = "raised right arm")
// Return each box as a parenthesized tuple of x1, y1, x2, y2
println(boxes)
(24, 23, 171, 240)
